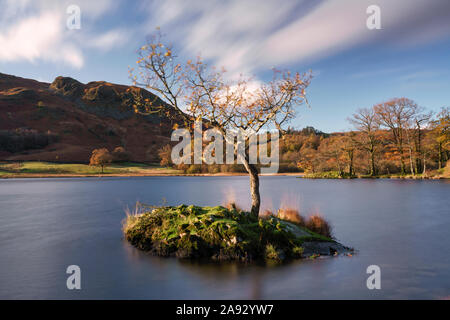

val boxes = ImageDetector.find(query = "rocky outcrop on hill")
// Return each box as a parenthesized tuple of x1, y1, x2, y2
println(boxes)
(49, 76, 176, 121)
(49, 76, 84, 98)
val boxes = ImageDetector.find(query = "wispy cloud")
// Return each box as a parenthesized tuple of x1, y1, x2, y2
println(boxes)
(143, 0, 450, 76)
(86, 29, 131, 51)
(2, 0, 450, 73)
(142, 0, 303, 76)
(0, 0, 127, 68)
(349, 66, 415, 79)
(398, 70, 446, 82)
(0, 10, 84, 68)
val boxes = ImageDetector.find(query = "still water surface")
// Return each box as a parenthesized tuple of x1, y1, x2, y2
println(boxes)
(0, 176, 449, 299)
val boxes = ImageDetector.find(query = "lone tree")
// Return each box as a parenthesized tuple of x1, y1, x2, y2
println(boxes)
(90, 148, 112, 173)
(130, 30, 311, 216)
(158, 144, 173, 167)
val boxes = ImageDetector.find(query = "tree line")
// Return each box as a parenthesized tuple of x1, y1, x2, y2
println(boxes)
(293, 99, 449, 177)
(158, 99, 449, 177)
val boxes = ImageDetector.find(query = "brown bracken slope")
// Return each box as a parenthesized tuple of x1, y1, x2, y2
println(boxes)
(0, 73, 181, 163)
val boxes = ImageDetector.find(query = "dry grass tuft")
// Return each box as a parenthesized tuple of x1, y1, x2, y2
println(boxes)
(122, 202, 146, 234)
(277, 208, 304, 225)
(277, 207, 333, 238)
(305, 214, 333, 238)
(225, 201, 243, 212)
(259, 209, 275, 219)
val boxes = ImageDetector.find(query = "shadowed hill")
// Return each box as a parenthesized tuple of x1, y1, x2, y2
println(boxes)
(0, 73, 182, 163)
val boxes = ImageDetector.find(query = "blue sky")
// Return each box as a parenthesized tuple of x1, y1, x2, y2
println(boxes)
(1, 0, 450, 132)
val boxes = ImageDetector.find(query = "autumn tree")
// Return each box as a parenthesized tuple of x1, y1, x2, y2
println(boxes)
(158, 144, 173, 167)
(185, 60, 311, 216)
(89, 148, 112, 173)
(298, 147, 320, 174)
(374, 98, 418, 175)
(131, 31, 311, 217)
(340, 133, 358, 176)
(429, 107, 450, 169)
(349, 107, 380, 176)
(317, 135, 344, 175)
(407, 108, 433, 174)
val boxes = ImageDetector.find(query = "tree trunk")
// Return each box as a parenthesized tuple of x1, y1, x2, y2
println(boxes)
(415, 125, 422, 174)
(347, 149, 354, 176)
(423, 153, 427, 176)
(242, 159, 260, 217)
(370, 150, 376, 176)
(399, 149, 406, 175)
(408, 145, 415, 176)
(405, 130, 415, 176)
(396, 129, 406, 175)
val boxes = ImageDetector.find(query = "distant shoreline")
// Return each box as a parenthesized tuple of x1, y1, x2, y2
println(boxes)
(0, 172, 305, 179)
(299, 174, 449, 180)
(1, 161, 448, 179)
(1, 172, 448, 180)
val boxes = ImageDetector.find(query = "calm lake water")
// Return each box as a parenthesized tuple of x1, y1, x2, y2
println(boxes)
(0, 176, 449, 299)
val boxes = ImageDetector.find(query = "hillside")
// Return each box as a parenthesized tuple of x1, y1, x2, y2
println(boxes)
(0, 73, 180, 163)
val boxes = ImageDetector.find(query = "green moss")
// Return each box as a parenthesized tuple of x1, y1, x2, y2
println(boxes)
(265, 244, 281, 261)
(123, 205, 333, 262)
(292, 246, 304, 258)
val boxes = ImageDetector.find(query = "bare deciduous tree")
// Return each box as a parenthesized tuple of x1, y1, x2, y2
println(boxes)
(374, 98, 418, 175)
(184, 59, 312, 216)
(349, 108, 380, 176)
(131, 31, 312, 216)
(129, 29, 189, 124)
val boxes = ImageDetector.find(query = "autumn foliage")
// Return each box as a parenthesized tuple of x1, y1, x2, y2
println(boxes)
(89, 148, 112, 173)
(89, 146, 131, 173)
(291, 104, 449, 177)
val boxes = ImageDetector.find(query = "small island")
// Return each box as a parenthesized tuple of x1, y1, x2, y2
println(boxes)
(123, 204, 352, 262)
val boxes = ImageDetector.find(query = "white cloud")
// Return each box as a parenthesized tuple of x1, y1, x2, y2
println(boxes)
(2, 0, 450, 73)
(260, 0, 369, 66)
(86, 29, 130, 51)
(0, 0, 125, 68)
(144, 0, 300, 76)
(144, 0, 450, 76)
(0, 11, 84, 68)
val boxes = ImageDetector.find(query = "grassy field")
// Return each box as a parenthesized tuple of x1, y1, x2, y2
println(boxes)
(0, 161, 182, 178)
(0, 161, 306, 178)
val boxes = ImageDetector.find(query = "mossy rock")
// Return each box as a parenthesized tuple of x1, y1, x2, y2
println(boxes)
(123, 205, 351, 262)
